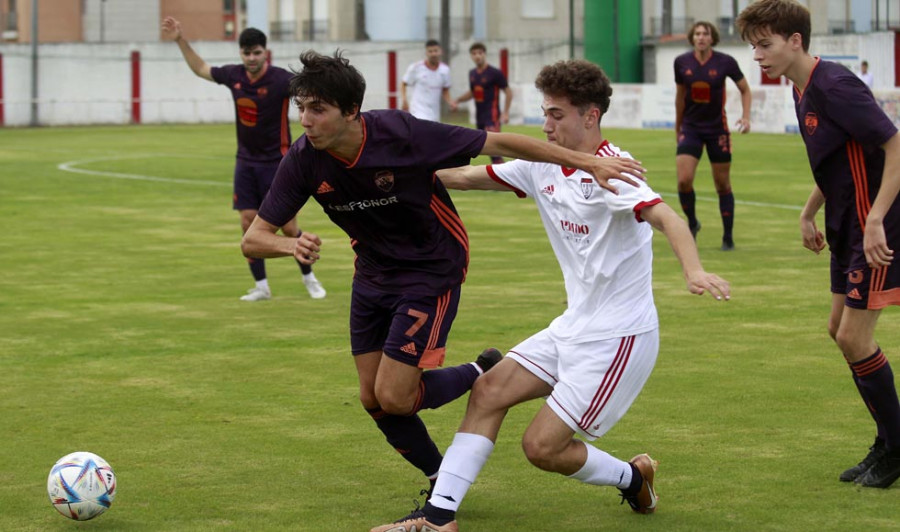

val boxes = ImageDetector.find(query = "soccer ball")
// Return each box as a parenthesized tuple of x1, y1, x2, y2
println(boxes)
(47, 451, 117, 521)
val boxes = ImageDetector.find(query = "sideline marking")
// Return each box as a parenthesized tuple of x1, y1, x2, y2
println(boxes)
(57, 154, 229, 187)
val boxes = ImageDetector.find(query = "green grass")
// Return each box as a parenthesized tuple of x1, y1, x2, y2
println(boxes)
(1, 122, 898, 531)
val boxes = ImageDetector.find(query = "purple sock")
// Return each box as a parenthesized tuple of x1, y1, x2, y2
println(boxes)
(851, 349, 900, 449)
(412, 363, 480, 412)
(718, 191, 734, 239)
(678, 190, 697, 227)
(367, 407, 443, 477)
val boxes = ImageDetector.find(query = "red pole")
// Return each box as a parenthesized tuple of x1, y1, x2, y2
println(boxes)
(0, 53, 4, 126)
(130, 50, 141, 124)
(387, 50, 397, 109)
(500, 48, 509, 79)
(266, 49, 272, 65)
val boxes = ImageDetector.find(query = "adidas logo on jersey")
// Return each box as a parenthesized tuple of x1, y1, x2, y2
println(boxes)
(400, 342, 418, 356)
(317, 181, 335, 194)
(848, 288, 863, 300)
(541, 184, 555, 196)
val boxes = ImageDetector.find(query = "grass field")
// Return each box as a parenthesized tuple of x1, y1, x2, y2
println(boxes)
(1, 121, 898, 531)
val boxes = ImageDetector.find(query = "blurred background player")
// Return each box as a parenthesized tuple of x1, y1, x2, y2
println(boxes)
(161, 16, 325, 301)
(372, 59, 731, 532)
(401, 39, 454, 122)
(857, 60, 874, 89)
(451, 42, 513, 164)
(674, 21, 752, 251)
(242, 50, 647, 505)
(739, 0, 900, 489)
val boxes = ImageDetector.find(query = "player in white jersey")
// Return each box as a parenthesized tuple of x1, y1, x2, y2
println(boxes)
(372, 59, 731, 532)
(401, 39, 453, 121)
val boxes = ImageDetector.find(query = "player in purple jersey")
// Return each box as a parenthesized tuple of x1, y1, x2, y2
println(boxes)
(675, 21, 752, 251)
(739, 0, 900, 489)
(241, 50, 647, 502)
(451, 43, 513, 165)
(162, 17, 325, 301)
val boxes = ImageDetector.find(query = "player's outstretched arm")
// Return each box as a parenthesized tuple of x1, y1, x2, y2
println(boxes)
(481, 132, 645, 194)
(242, 216, 323, 265)
(642, 202, 731, 301)
(799, 185, 826, 255)
(437, 165, 508, 191)
(735, 78, 752, 134)
(161, 16, 213, 81)
(865, 132, 900, 267)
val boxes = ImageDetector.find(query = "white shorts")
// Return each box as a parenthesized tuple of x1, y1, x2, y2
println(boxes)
(507, 328, 659, 440)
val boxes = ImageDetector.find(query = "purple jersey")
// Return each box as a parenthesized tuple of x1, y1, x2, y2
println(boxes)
(674, 50, 744, 132)
(210, 64, 293, 163)
(469, 65, 508, 128)
(258, 110, 487, 295)
(794, 59, 899, 261)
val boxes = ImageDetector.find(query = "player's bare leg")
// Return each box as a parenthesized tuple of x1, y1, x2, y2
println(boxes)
(280, 217, 326, 299)
(833, 306, 900, 487)
(239, 209, 271, 301)
(676, 154, 702, 238)
(711, 162, 735, 250)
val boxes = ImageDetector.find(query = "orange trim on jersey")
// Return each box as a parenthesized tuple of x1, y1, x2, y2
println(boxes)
(280, 98, 290, 156)
(853, 351, 887, 377)
(490, 86, 500, 124)
(328, 115, 367, 167)
(846, 141, 872, 231)
(794, 57, 821, 102)
(426, 291, 451, 351)
(430, 195, 470, 255)
(419, 347, 446, 369)
(869, 286, 900, 309)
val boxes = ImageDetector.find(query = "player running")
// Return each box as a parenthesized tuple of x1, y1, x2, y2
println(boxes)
(371, 59, 730, 532)
(738, 0, 900, 489)
(240, 51, 648, 502)
(674, 21, 752, 250)
(162, 17, 325, 301)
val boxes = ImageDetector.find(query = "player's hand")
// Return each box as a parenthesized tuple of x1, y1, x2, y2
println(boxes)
(799, 216, 826, 254)
(864, 218, 894, 267)
(685, 271, 731, 301)
(449, 101, 459, 112)
(295, 232, 323, 265)
(161, 16, 182, 41)
(735, 118, 751, 134)
(500, 112, 509, 124)
(585, 157, 646, 194)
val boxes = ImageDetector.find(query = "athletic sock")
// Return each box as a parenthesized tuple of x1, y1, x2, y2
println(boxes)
(295, 259, 312, 275)
(412, 364, 481, 412)
(851, 349, 900, 449)
(678, 190, 698, 228)
(427, 432, 495, 517)
(851, 371, 886, 441)
(719, 190, 734, 240)
(367, 407, 443, 478)
(255, 278, 270, 292)
(569, 442, 633, 489)
(248, 257, 266, 282)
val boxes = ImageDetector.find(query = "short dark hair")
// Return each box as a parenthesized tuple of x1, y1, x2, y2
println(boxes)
(737, 0, 811, 52)
(290, 50, 366, 117)
(425, 39, 441, 48)
(239, 28, 267, 50)
(535, 59, 612, 118)
(688, 21, 720, 47)
(469, 42, 486, 53)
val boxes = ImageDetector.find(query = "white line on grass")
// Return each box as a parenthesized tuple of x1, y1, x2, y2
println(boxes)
(57, 154, 229, 187)
(58, 154, 804, 211)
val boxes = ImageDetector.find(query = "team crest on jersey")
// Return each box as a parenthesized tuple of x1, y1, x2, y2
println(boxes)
(374, 170, 395, 192)
(580, 177, 594, 199)
(685, 68, 693, 76)
(709, 69, 718, 77)
(257, 87, 268, 97)
(805, 112, 818, 135)
(234, 82, 241, 90)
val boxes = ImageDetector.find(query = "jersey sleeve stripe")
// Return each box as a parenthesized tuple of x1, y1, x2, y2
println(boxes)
(632, 198, 663, 222)
(486, 165, 527, 197)
(847, 141, 871, 231)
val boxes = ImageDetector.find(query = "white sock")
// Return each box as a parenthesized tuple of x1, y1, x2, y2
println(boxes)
(302, 272, 318, 283)
(569, 443, 632, 489)
(429, 433, 494, 512)
(255, 279, 270, 291)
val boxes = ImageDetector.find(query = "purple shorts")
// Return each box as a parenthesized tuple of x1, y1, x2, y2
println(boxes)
(232, 159, 281, 211)
(831, 254, 900, 310)
(350, 280, 461, 369)
(677, 128, 732, 163)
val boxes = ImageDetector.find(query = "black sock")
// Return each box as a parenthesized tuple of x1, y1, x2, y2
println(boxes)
(719, 191, 734, 240)
(851, 349, 900, 449)
(851, 371, 886, 441)
(423, 502, 456, 525)
(623, 463, 642, 494)
(678, 190, 697, 227)
(295, 259, 312, 275)
(248, 258, 266, 281)
(367, 407, 443, 477)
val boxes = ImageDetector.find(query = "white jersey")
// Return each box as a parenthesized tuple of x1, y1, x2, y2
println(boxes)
(402, 60, 451, 121)
(488, 140, 663, 342)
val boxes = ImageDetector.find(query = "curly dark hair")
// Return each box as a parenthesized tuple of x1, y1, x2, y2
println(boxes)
(534, 59, 612, 116)
(290, 50, 366, 117)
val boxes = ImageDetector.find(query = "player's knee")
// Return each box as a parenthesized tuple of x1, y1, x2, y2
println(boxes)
(826, 318, 840, 342)
(521, 433, 558, 472)
(469, 373, 500, 406)
(375, 387, 416, 416)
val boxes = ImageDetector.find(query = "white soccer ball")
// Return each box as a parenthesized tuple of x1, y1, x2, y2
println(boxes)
(47, 451, 117, 521)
